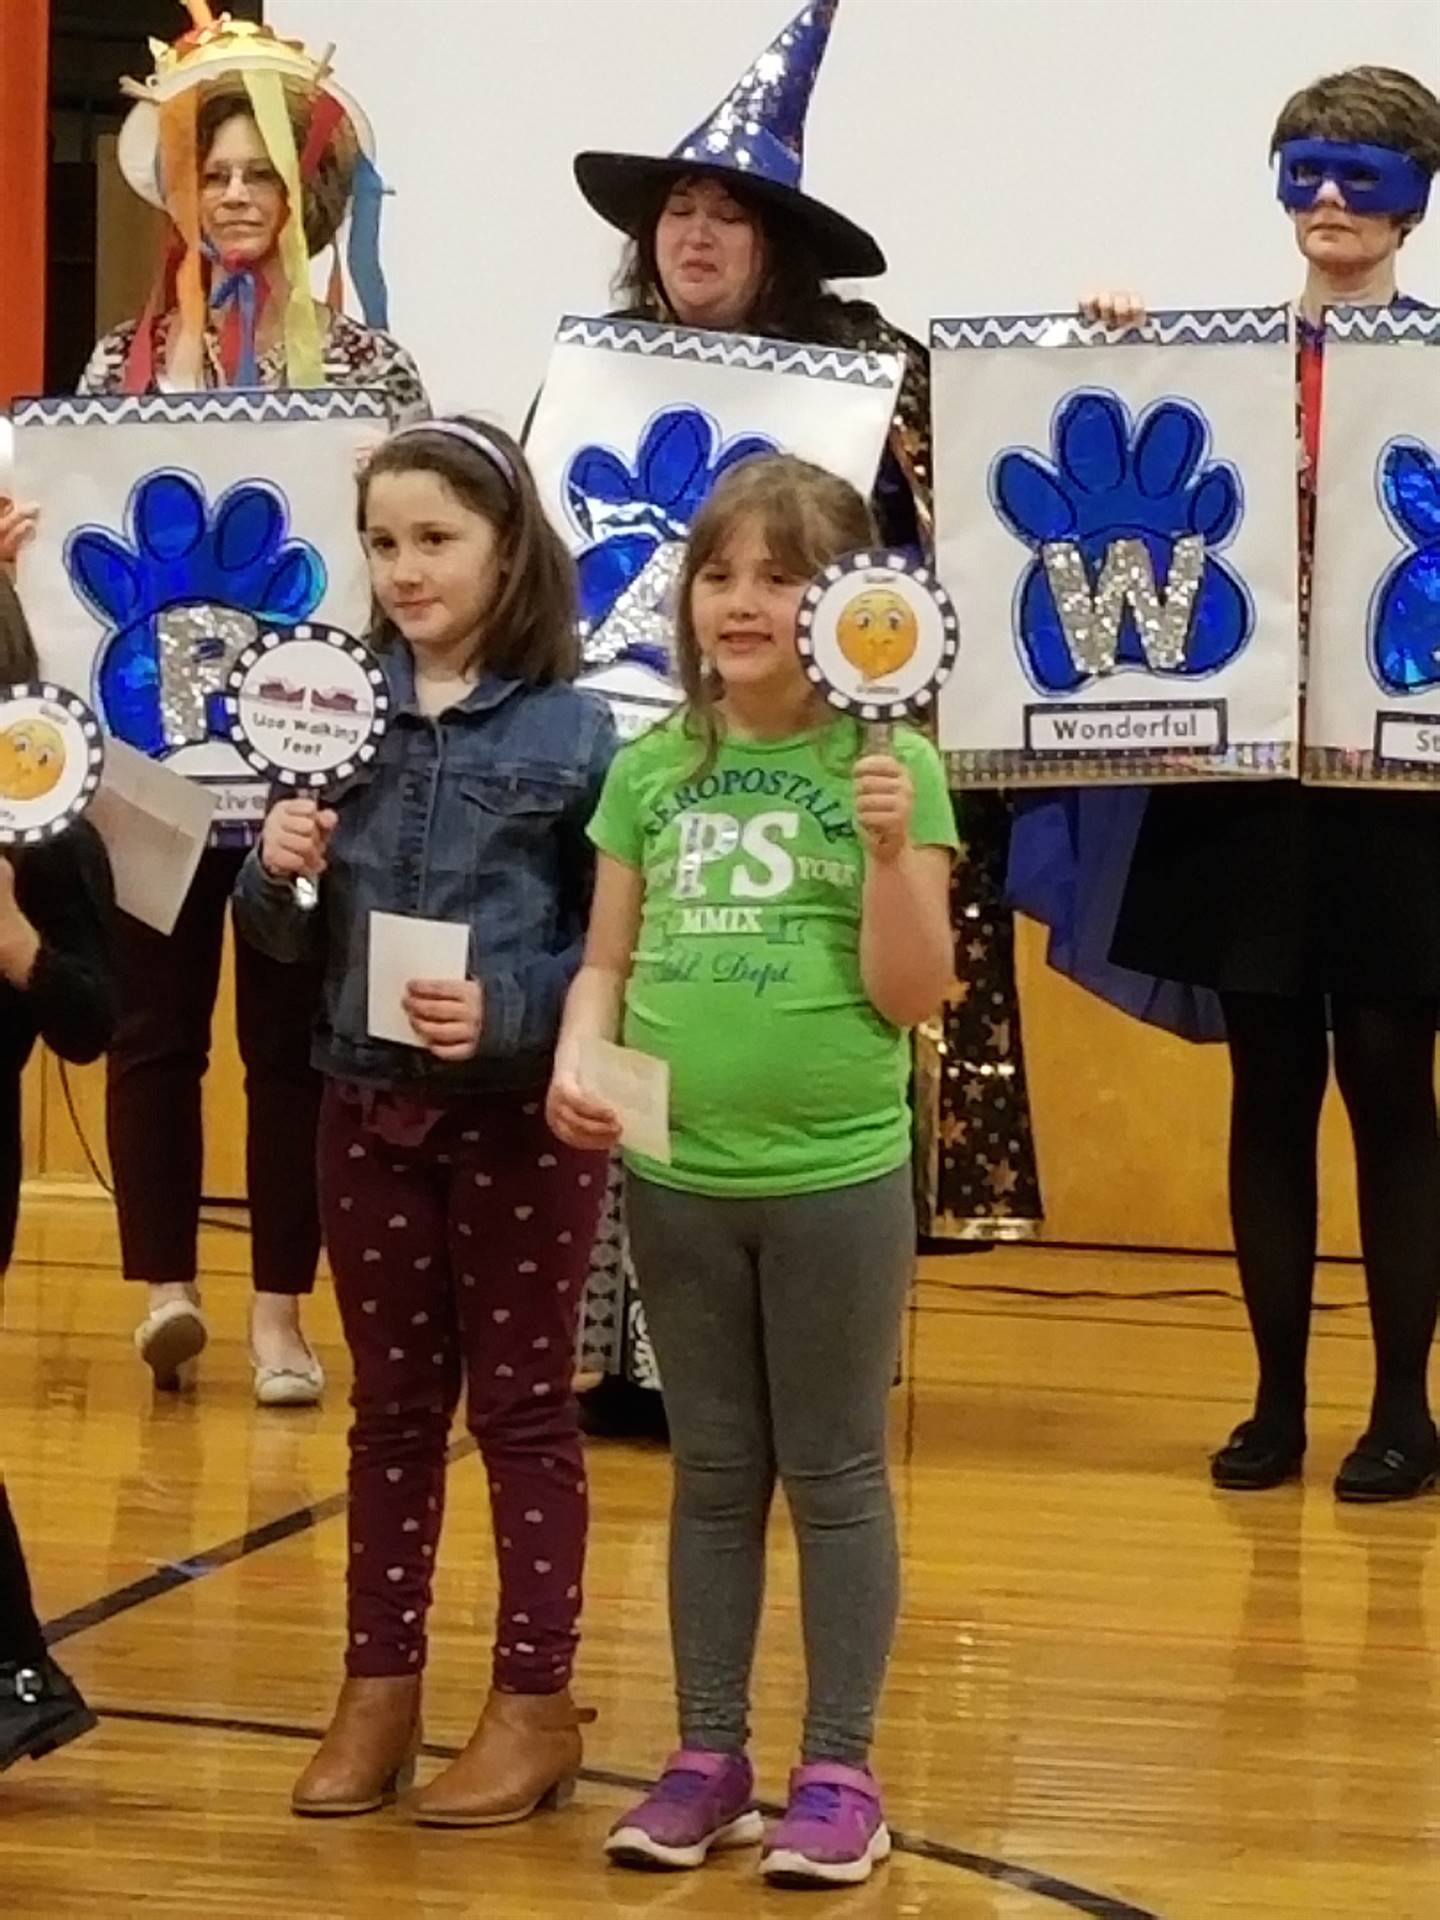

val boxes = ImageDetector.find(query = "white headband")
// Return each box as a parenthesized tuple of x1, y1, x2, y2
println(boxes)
(387, 419, 518, 492)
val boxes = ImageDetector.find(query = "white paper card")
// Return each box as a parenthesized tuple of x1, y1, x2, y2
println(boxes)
(86, 737, 217, 935)
(578, 1035, 672, 1165)
(367, 910, 470, 1048)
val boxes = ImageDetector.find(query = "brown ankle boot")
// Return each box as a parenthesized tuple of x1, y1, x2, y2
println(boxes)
(406, 1687, 596, 1828)
(292, 1675, 422, 1818)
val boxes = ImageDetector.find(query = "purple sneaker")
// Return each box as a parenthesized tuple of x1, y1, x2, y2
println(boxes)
(762, 1761, 892, 1887)
(605, 1749, 764, 1870)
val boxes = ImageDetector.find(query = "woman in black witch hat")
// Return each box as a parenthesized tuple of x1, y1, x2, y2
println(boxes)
(566, 0, 1043, 1439)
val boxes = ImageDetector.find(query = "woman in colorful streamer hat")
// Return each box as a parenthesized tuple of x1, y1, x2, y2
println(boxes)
(85, 4, 423, 402)
(568, 0, 1042, 1436)
(52, 6, 427, 1410)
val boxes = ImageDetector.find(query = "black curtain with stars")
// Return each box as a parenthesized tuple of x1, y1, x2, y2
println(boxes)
(915, 792, 1043, 1241)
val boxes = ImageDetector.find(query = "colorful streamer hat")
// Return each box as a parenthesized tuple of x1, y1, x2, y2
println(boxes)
(117, 8, 375, 217)
(575, 0, 885, 280)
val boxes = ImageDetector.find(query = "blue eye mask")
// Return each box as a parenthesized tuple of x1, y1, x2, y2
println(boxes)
(1276, 138, 1432, 217)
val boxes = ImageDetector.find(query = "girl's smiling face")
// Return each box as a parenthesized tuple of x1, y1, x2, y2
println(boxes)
(363, 469, 505, 670)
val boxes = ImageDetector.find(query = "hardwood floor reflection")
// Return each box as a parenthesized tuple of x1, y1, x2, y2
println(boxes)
(1, 1201, 1434, 1917)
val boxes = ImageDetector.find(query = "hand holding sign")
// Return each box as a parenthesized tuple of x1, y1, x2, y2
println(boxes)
(260, 795, 337, 884)
(852, 752, 916, 864)
(225, 621, 388, 909)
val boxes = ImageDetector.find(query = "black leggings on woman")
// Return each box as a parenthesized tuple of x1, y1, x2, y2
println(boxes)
(0, 1488, 46, 1665)
(1222, 992, 1440, 1449)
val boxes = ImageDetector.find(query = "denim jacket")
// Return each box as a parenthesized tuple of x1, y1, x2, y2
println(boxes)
(234, 644, 616, 1093)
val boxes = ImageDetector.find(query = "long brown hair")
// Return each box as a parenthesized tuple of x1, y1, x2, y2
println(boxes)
(357, 417, 579, 684)
(615, 172, 833, 339)
(672, 455, 876, 769)
(0, 575, 40, 688)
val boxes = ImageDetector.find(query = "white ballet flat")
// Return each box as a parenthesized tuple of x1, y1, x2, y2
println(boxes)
(253, 1351, 326, 1409)
(134, 1298, 208, 1389)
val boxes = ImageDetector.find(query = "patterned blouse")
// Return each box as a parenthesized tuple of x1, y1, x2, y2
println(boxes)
(78, 310, 428, 420)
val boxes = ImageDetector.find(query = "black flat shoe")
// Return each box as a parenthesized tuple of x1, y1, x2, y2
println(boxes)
(0, 1657, 98, 1771)
(1333, 1432, 1440, 1504)
(1210, 1419, 1306, 1490)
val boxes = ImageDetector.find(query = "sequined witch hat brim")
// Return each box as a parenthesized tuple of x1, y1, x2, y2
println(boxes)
(574, 0, 885, 281)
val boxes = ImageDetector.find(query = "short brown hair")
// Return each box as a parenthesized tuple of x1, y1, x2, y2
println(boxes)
(197, 85, 359, 256)
(357, 417, 579, 685)
(0, 575, 40, 688)
(1271, 66, 1440, 175)
(673, 454, 876, 766)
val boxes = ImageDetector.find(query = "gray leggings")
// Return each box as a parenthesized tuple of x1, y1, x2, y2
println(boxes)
(625, 1165, 913, 1767)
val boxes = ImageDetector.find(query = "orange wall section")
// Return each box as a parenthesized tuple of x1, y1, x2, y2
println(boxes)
(0, 0, 50, 405)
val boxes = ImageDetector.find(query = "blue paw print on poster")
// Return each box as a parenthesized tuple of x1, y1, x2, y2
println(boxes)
(992, 389, 1253, 695)
(66, 469, 326, 757)
(1371, 439, 1440, 694)
(565, 404, 777, 631)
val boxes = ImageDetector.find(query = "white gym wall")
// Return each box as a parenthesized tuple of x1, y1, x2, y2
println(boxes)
(279, 0, 1440, 422)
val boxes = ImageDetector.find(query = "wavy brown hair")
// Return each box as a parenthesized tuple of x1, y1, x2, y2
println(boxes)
(672, 454, 876, 770)
(357, 417, 579, 684)
(615, 171, 835, 340)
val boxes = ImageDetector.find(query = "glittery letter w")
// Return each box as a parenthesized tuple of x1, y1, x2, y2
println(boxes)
(1040, 535, 1206, 677)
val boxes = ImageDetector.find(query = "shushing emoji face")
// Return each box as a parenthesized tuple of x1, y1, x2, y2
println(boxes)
(0, 719, 66, 802)
(835, 587, 919, 683)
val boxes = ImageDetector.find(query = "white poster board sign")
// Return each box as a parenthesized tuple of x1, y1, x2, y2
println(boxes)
(13, 390, 386, 834)
(933, 308, 1301, 786)
(1307, 306, 1440, 786)
(526, 316, 903, 668)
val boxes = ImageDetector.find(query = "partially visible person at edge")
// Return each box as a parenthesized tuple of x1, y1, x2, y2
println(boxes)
(563, 0, 1042, 1442)
(0, 575, 115, 1777)
(1024, 66, 1440, 1502)
(0, 11, 426, 1410)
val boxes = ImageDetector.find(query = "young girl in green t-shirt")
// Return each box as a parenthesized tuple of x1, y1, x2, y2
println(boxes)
(548, 455, 957, 1890)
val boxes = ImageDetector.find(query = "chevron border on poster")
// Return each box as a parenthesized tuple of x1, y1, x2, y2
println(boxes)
(1324, 304, 1440, 345)
(555, 316, 902, 387)
(930, 308, 1291, 352)
(10, 390, 391, 429)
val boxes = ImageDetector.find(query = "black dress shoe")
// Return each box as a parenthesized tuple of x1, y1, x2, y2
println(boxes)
(1210, 1419, 1306, 1490)
(1333, 1432, 1440, 1503)
(0, 1656, 98, 1771)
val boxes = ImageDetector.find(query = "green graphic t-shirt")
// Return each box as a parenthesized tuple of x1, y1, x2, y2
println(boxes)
(587, 715, 959, 1197)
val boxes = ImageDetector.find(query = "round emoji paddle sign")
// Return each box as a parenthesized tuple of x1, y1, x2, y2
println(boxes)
(0, 685, 105, 846)
(796, 553, 960, 728)
(224, 622, 389, 910)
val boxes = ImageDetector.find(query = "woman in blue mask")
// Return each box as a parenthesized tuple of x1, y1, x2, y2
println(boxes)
(1036, 66, 1440, 1501)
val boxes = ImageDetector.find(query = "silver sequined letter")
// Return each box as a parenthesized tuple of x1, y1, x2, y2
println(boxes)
(1041, 535, 1206, 677)
(157, 604, 259, 749)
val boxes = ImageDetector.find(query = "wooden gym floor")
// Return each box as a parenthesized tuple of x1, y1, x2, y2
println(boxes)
(0, 1195, 1435, 1919)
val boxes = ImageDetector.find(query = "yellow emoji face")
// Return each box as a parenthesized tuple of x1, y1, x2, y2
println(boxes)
(835, 587, 919, 683)
(0, 719, 66, 803)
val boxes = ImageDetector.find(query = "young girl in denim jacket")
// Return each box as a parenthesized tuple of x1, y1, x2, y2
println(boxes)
(235, 417, 615, 1826)
(549, 456, 957, 1889)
